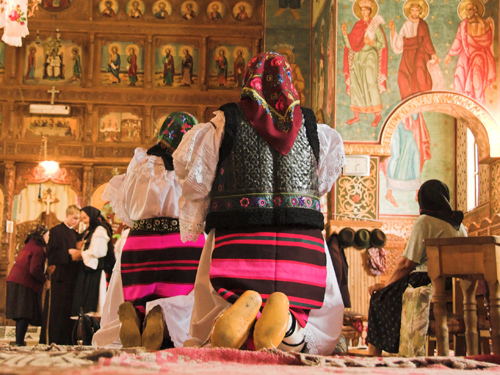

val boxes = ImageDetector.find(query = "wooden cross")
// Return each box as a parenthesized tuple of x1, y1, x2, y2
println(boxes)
(47, 86, 60, 105)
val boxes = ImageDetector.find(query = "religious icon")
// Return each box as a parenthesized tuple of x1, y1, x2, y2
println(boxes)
(41, 0, 73, 12)
(70, 47, 82, 82)
(99, 0, 118, 17)
(233, 48, 246, 88)
(181, 47, 194, 86)
(207, 2, 225, 20)
(181, 1, 198, 20)
(127, 45, 139, 86)
(213, 48, 228, 87)
(107, 44, 121, 84)
(43, 40, 64, 80)
(127, 0, 145, 18)
(233, 2, 252, 20)
(162, 47, 175, 86)
(153, 0, 172, 19)
(25, 46, 37, 80)
(382, 0, 437, 208)
(444, 0, 495, 105)
(342, 0, 387, 127)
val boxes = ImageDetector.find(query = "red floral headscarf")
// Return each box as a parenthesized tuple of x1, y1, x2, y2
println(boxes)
(239, 52, 302, 156)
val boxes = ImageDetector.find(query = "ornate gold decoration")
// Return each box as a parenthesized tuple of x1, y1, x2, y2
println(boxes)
(14, 165, 82, 195)
(335, 158, 377, 220)
(456, 121, 468, 212)
(490, 161, 500, 217)
(346, 92, 500, 160)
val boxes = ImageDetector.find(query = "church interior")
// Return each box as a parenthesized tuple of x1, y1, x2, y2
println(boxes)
(1, 0, 500, 372)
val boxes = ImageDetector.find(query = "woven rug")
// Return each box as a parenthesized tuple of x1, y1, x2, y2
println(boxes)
(1, 344, 499, 374)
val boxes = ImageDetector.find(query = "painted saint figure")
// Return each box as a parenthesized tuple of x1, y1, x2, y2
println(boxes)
(26, 47, 36, 80)
(382, 0, 436, 207)
(108, 46, 121, 84)
(183, 3, 196, 19)
(154, 1, 168, 19)
(233, 50, 245, 87)
(45, 50, 63, 80)
(214, 49, 227, 87)
(444, 0, 495, 105)
(102, 1, 116, 17)
(279, 49, 306, 104)
(342, 0, 387, 127)
(129, 1, 142, 18)
(234, 5, 249, 20)
(182, 49, 194, 86)
(163, 49, 175, 86)
(127, 48, 138, 86)
(208, 3, 222, 20)
(71, 47, 82, 82)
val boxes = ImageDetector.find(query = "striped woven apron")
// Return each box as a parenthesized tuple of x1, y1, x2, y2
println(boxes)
(121, 217, 204, 317)
(209, 227, 327, 327)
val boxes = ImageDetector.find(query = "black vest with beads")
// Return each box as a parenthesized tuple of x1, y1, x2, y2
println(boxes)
(205, 103, 324, 232)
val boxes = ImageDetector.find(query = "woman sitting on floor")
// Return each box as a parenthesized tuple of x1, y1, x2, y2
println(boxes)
(366, 179, 467, 356)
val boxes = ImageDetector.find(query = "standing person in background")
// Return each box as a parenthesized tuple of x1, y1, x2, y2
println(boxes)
(103, 111, 204, 350)
(71, 206, 114, 319)
(40, 205, 81, 345)
(174, 52, 345, 354)
(6, 225, 50, 346)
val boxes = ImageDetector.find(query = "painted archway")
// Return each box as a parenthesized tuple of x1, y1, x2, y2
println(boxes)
(345, 91, 499, 162)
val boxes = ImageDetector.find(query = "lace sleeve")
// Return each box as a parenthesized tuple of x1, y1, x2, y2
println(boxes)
(317, 124, 345, 196)
(101, 174, 134, 227)
(173, 111, 225, 242)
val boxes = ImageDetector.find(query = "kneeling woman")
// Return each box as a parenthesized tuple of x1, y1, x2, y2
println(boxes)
(366, 179, 467, 355)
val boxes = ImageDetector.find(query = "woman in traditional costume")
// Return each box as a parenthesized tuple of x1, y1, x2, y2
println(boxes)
(174, 52, 345, 354)
(102, 112, 204, 350)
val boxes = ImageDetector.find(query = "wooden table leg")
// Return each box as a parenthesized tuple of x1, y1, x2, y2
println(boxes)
(486, 280, 500, 354)
(459, 278, 478, 355)
(431, 275, 448, 356)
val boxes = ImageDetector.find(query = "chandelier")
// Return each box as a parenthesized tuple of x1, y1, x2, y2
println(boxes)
(38, 135, 59, 176)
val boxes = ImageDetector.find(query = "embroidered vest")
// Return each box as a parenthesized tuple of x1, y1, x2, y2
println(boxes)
(206, 103, 324, 232)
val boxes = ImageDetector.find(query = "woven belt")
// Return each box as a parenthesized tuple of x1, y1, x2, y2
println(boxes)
(132, 217, 180, 233)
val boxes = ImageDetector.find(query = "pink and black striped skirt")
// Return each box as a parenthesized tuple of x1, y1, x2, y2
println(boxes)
(209, 227, 327, 327)
(120, 218, 205, 317)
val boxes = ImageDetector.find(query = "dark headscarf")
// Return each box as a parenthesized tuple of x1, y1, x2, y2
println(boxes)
(239, 52, 302, 156)
(25, 224, 49, 247)
(418, 179, 464, 230)
(81, 206, 115, 275)
(147, 111, 198, 170)
(81, 206, 113, 247)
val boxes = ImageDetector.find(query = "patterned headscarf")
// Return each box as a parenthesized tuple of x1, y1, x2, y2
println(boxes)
(418, 179, 464, 230)
(158, 111, 198, 153)
(239, 52, 302, 156)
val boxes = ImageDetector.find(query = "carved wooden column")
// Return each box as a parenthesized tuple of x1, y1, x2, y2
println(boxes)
(85, 104, 93, 142)
(145, 36, 153, 89)
(86, 33, 95, 88)
(200, 37, 207, 90)
(253, 38, 261, 56)
(82, 165, 93, 206)
(490, 160, 500, 218)
(7, 101, 14, 139)
(0, 162, 15, 323)
(144, 106, 152, 144)
(8, 46, 17, 84)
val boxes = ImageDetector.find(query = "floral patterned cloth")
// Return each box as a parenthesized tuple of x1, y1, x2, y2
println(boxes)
(159, 111, 198, 153)
(399, 284, 433, 357)
(239, 52, 302, 155)
(0, 0, 29, 47)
